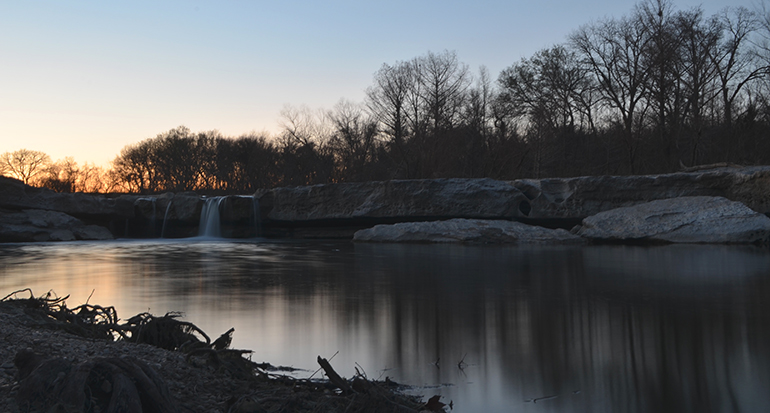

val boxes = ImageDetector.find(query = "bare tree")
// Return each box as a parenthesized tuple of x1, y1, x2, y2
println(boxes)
(277, 105, 336, 185)
(711, 7, 765, 128)
(463, 66, 494, 135)
(499, 45, 595, 132)
(571, 13, 653, 173)
(498, 45, 598, 176)
(111, 139, 159, 193)
(0, 149, 52, 185)
(416, 50, 471, 133)
(366, 53, 472, 178)
(638, 0, 682, 137)
(278, 104, 331, 148)
(676, 8, 722, 164)
(40, 157, 79, 192)
(326, 99, 380, 181)
(366, 61, 419, 176)
(75, 162, 111, 193)
(366, 61, 415, 146)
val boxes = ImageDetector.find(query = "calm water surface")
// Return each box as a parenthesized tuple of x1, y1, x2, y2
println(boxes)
(1, 239, 770, 412)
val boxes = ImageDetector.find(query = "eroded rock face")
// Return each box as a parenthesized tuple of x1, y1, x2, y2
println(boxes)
(353, 218, 584, 244)
(516, 166, 770, 220)
(0, 209, 114, 242)
(0, 177, 134, 219)
(133, 193, 205, 223)
(575, 196, 770, 244)
(6, 165, 770, 242)
(264, 179, 530, 222)
(259, 166, 770, 226)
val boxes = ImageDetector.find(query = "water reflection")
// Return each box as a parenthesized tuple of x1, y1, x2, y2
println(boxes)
(0, 240, 769, 412)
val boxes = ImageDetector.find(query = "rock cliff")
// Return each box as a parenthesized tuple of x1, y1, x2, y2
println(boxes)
(4, 165, 770, 243)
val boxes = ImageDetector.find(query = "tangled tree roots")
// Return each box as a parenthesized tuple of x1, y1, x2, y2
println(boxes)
(123, 312, 211, 350)
(1, 289, 433, 413)
(14, 350, 177, 413)
(1, 288, 121, 340)
(1, 289, 216, 350)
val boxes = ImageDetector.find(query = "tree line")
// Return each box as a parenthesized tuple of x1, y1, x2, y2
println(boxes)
(4, 0, 770, 193)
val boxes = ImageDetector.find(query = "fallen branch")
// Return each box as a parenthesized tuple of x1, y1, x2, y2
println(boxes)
(317, 355, 353, 394)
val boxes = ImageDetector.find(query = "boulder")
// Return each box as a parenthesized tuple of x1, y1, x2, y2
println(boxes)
(575, 196, 770, 244)
(0, 209, 114, 242)
(353, 218, 584, 244)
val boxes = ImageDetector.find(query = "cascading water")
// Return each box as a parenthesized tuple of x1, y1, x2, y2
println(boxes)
(198, 197, 226, 237)
(160, 200, 173, 238)
(197, 195, 262, 238)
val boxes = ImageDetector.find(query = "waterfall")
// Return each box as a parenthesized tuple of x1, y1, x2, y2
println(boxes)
(160, 200, 173, 238)
(198, 195, 262, 238)
(198, 197, 226, 237)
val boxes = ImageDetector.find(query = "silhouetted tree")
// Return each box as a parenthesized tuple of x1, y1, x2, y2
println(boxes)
(0, 149, 52, 185)
(366, 60, 416, 177)
(276, 105, 335, 185)
(571, 12, 653, 173)
(215, 133, 278, 191)
(675, 8, 721, 165)
(711, 7, 765, 131)
(498, 45, 597, 176)
(326, 99, 381, 182)
(80, 1, 770, 193)
(40, 157, 79, 192)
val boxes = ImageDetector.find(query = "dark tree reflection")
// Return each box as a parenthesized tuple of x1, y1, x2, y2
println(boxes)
(2, 242, 770, 412)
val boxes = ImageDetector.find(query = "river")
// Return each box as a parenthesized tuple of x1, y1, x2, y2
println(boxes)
(1, 239, 769, 412)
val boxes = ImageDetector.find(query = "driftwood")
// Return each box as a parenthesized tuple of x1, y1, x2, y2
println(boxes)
(317, 355, 353, 394)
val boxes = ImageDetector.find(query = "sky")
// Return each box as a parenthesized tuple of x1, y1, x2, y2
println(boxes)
(0, 0, 759, 167)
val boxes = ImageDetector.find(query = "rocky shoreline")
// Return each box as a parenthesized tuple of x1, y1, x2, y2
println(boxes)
(3, 165, 770, 244)
(0, 291, 428, 413)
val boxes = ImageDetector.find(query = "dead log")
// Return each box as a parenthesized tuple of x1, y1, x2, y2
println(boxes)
(316, 356, 352, 394)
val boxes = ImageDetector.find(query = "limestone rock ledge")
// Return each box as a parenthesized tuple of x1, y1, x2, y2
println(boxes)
(0, 176, 134, 219)
(0, 209, 114, 242)
(575, 196, 770, 244)
(263, 166, 770, 225)
(353, 218, 585, 244)
(514, 165, 770, 220)
(264, 178, 527, 221)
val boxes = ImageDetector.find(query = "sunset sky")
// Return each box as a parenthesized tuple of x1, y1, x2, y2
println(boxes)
(0, 0, 758, 166)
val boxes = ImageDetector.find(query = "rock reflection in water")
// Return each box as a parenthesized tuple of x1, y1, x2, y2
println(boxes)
(0, 241, 769, 412)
